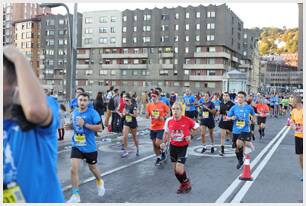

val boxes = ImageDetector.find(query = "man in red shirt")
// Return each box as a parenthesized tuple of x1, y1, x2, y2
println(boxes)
(255, 96, 270, 139)
(162, 102, 200, 194)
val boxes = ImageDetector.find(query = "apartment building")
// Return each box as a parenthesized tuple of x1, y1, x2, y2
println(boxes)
(82, 10, 122, 48)
(39, 13, 82, 99)
(3, 3, 50, 45)
(13, 17, 41, 76)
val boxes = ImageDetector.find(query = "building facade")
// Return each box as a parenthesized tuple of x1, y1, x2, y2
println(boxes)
(39, 13, 82, 99)
(3, 3, 50, 45)
(82, 10, 122, 48)
(13, 17, 41, 76)
(298, 3, 303, 70)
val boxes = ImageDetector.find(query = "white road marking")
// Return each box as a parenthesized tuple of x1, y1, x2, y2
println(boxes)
(62, 154, 155, 192)
(215, 126, 288, 203)
(231, 127, 290, 203)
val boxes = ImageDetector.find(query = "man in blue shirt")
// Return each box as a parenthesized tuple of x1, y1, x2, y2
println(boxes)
(70, 87, 94, 112)
(225, 91, 256, 169)
(156, 87, 171, 107)
(3, 46, 64, 203)
(183, 89, 197, 120)
(65, 92, 105, 203)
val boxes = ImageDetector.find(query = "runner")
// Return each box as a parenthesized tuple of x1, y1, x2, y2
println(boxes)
(183, 89, 197, 120)
(288, 95, 303, 181)
(281, 95, 290, 115)
(65, 92, 105, 203)
(218, 92, 235, 156)
(200, 92, 217, 153)
(162, 102, 200, 193)
(224, 91, 256, 169)
(146, 90, 170, 166)
(247, 97, 257, 141)
(212, 94, 221, 122)
(119, 93, 139, 157)
(255, 96, 270, 140)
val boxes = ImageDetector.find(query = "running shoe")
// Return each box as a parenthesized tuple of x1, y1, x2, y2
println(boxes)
(161, 151, 167, 161)
(136, 148, 140, 156)
(121, 150, 129, 158)
(236, 160, 244, 170)
(211, 146, 215, 153)
(176, 183, 185, 194)
(155, 157, 161, 166)
(201, 146, 207, 153)
(97, 179, 105, 197)
(66, 194, 81, 203)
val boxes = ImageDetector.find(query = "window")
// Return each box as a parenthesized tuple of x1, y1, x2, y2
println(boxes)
(186, 12, 190, 19)
(174, 82, 180, 86)
(111, 16, 116, 22)
(174, 47, 178, 53)
(99, 27, 107, 33)
(174, 35, 179, 42)
(46, 19, 55, 26)
(59, 19, 65, 24)
(208, 82, 215, 88)
(110, 37, 116, 44)
(58, 39, 64, 45)
(84, 38, 92, 45)
(186, 36, 189, 42)
(123, 59, 129, 64)
(144, 14, 151, 21)
(133, 37, 137, 43)
(99, 38, 107, 44)
(85, 17, 93, 24)
(110, 27, 115, 33)
(47, 39, 54, 46)
(207, 35, 215, 41)
(86, 70, 93, 75)
(122, 27, 127, 32)
(121, 70, 127, 76)
(185, 47, 189, 53)
(58, 30, 65, 35)
(122, 38, 126, 43)
(123, 48, 129, 54)
(133, 26, 137, 32)
(99, 16, 107, 23)
(196, 12, 201, 18)
(175, 13, 179, 19)
(207, 70, 216, 76)
(143, 26, 151, 31)
(159, 70, 169, 76)
(134, 15, 137, 21)
(184, 82, 190, 87)
(133, 59, 139, 64)
(161, 36, 169, 43)
(244, 33, 247, 39)
(196, 24, 200, 30)
(26, 32, 31, 38)
(143, 37, 151, 43)
(161, 25, 169, 31)
(100, 70, 108, 75)
(85, 28, 93, 34)
(196, 35, 200, 42)
(243, 51, 247, 56)
(133, 70, 138, 75)
(111, 70, 117, 75)
(207, 11, 216, 18)
(207, 23, 215, 29)
(184, 70, 190, 75)
(123, 16, 127, 22)
(175, 25, 179, 30)
(161, 14, 169, 21)
(186, 24, 189, 30)
(47, 30, 55, 36)
(207, 58, 215, 64)
(208, 47, 216, 52)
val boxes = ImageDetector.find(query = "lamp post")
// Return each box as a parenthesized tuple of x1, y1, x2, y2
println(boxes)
(40, 3, 75, 100)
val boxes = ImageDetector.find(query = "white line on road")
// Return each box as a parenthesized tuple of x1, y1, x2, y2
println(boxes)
(62, 154, 156, 192)
(231, 127, 290, 203)
(215, 125, 288, 203)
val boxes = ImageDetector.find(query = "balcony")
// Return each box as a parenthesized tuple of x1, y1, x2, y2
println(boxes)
(232, 56, 239, 63)
(194, 52, 231, 59)
(76, 64, 90, 69)
(101, 53, 148, 58)
(189, 75, 223, 81)
(160, 53, 174, 58)
(101, 64, 148, 69)
(183, 64, 225, 70)
(77, 52, 90, 59)
(161, 64, 173, 69)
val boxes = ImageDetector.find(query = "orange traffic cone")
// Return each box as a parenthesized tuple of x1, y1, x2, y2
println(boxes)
(239, 154, 253, 181)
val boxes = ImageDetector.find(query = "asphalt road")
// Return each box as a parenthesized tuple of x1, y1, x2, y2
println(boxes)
(57, 114, 303, 203)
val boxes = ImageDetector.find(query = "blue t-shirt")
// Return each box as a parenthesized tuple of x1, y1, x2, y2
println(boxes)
(70, 98, 94, 111)
(183, 95, 196, 111)
(160, 96, 170, 107)
(269, 97, 275, 106)
(4, 97, 64, 203)
(274, 96, 279, 105)
(227, 104, 255, 134)
(72, 107, 101, 153)
(213, 99, 221, 111)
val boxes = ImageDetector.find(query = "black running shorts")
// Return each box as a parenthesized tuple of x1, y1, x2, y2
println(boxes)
(71, 147, 98, 165)
(233, 132, 251, 142)
(257, 116, 267, 125)
(295, 137, 303, 155)
(185, 110, 196, 119)
(170, 144, 188, 164)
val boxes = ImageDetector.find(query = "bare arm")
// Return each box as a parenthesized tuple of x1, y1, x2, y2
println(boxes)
(85, 123, 102, 132)
(4, 46, 51, 126)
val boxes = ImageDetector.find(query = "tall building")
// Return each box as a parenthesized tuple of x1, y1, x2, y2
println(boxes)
(13, 17, 41, 76)
(298, 3, 303, 70)
(3, 3, 51, 45)
(75, 4, 259, 96)
(39, 13, 83, 99)
(82, 10, 122, 48)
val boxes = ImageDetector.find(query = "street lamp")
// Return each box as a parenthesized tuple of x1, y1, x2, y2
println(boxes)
(40, 3, 74, 101)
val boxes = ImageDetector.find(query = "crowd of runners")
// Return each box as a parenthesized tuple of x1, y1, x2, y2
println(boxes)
(3, 45, 303, 203)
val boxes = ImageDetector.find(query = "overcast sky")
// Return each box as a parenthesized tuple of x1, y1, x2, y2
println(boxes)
(51, 2, 299, 29)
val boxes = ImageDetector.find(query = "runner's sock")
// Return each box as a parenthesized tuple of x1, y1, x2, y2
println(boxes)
(72, 188, 80, 195)
(182, 171, 187, 182)
(175, 172, 184, 183)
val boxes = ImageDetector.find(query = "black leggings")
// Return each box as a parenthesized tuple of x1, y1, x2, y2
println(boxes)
(58, 128, 65, 140)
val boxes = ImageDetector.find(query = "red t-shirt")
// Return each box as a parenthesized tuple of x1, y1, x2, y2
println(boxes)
(164, 116, 199, 147)
(119, 98, 125, 113)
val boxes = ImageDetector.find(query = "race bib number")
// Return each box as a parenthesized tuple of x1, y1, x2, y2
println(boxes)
(125, 115, 132, 123)
(236, 120, 245, 128)
(203, 111, 209, 119)
(152, 110, 160, 119)
(75, 134, 86, 146)
(4, 184, 25, 203)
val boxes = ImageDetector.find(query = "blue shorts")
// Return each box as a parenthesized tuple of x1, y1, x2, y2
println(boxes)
(150, 130, 164, 140)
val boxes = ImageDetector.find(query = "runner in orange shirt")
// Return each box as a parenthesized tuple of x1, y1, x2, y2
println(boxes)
(146, 90, 170, 166)
(255, 96, 270, 139)
(289, 96, 303, 181)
